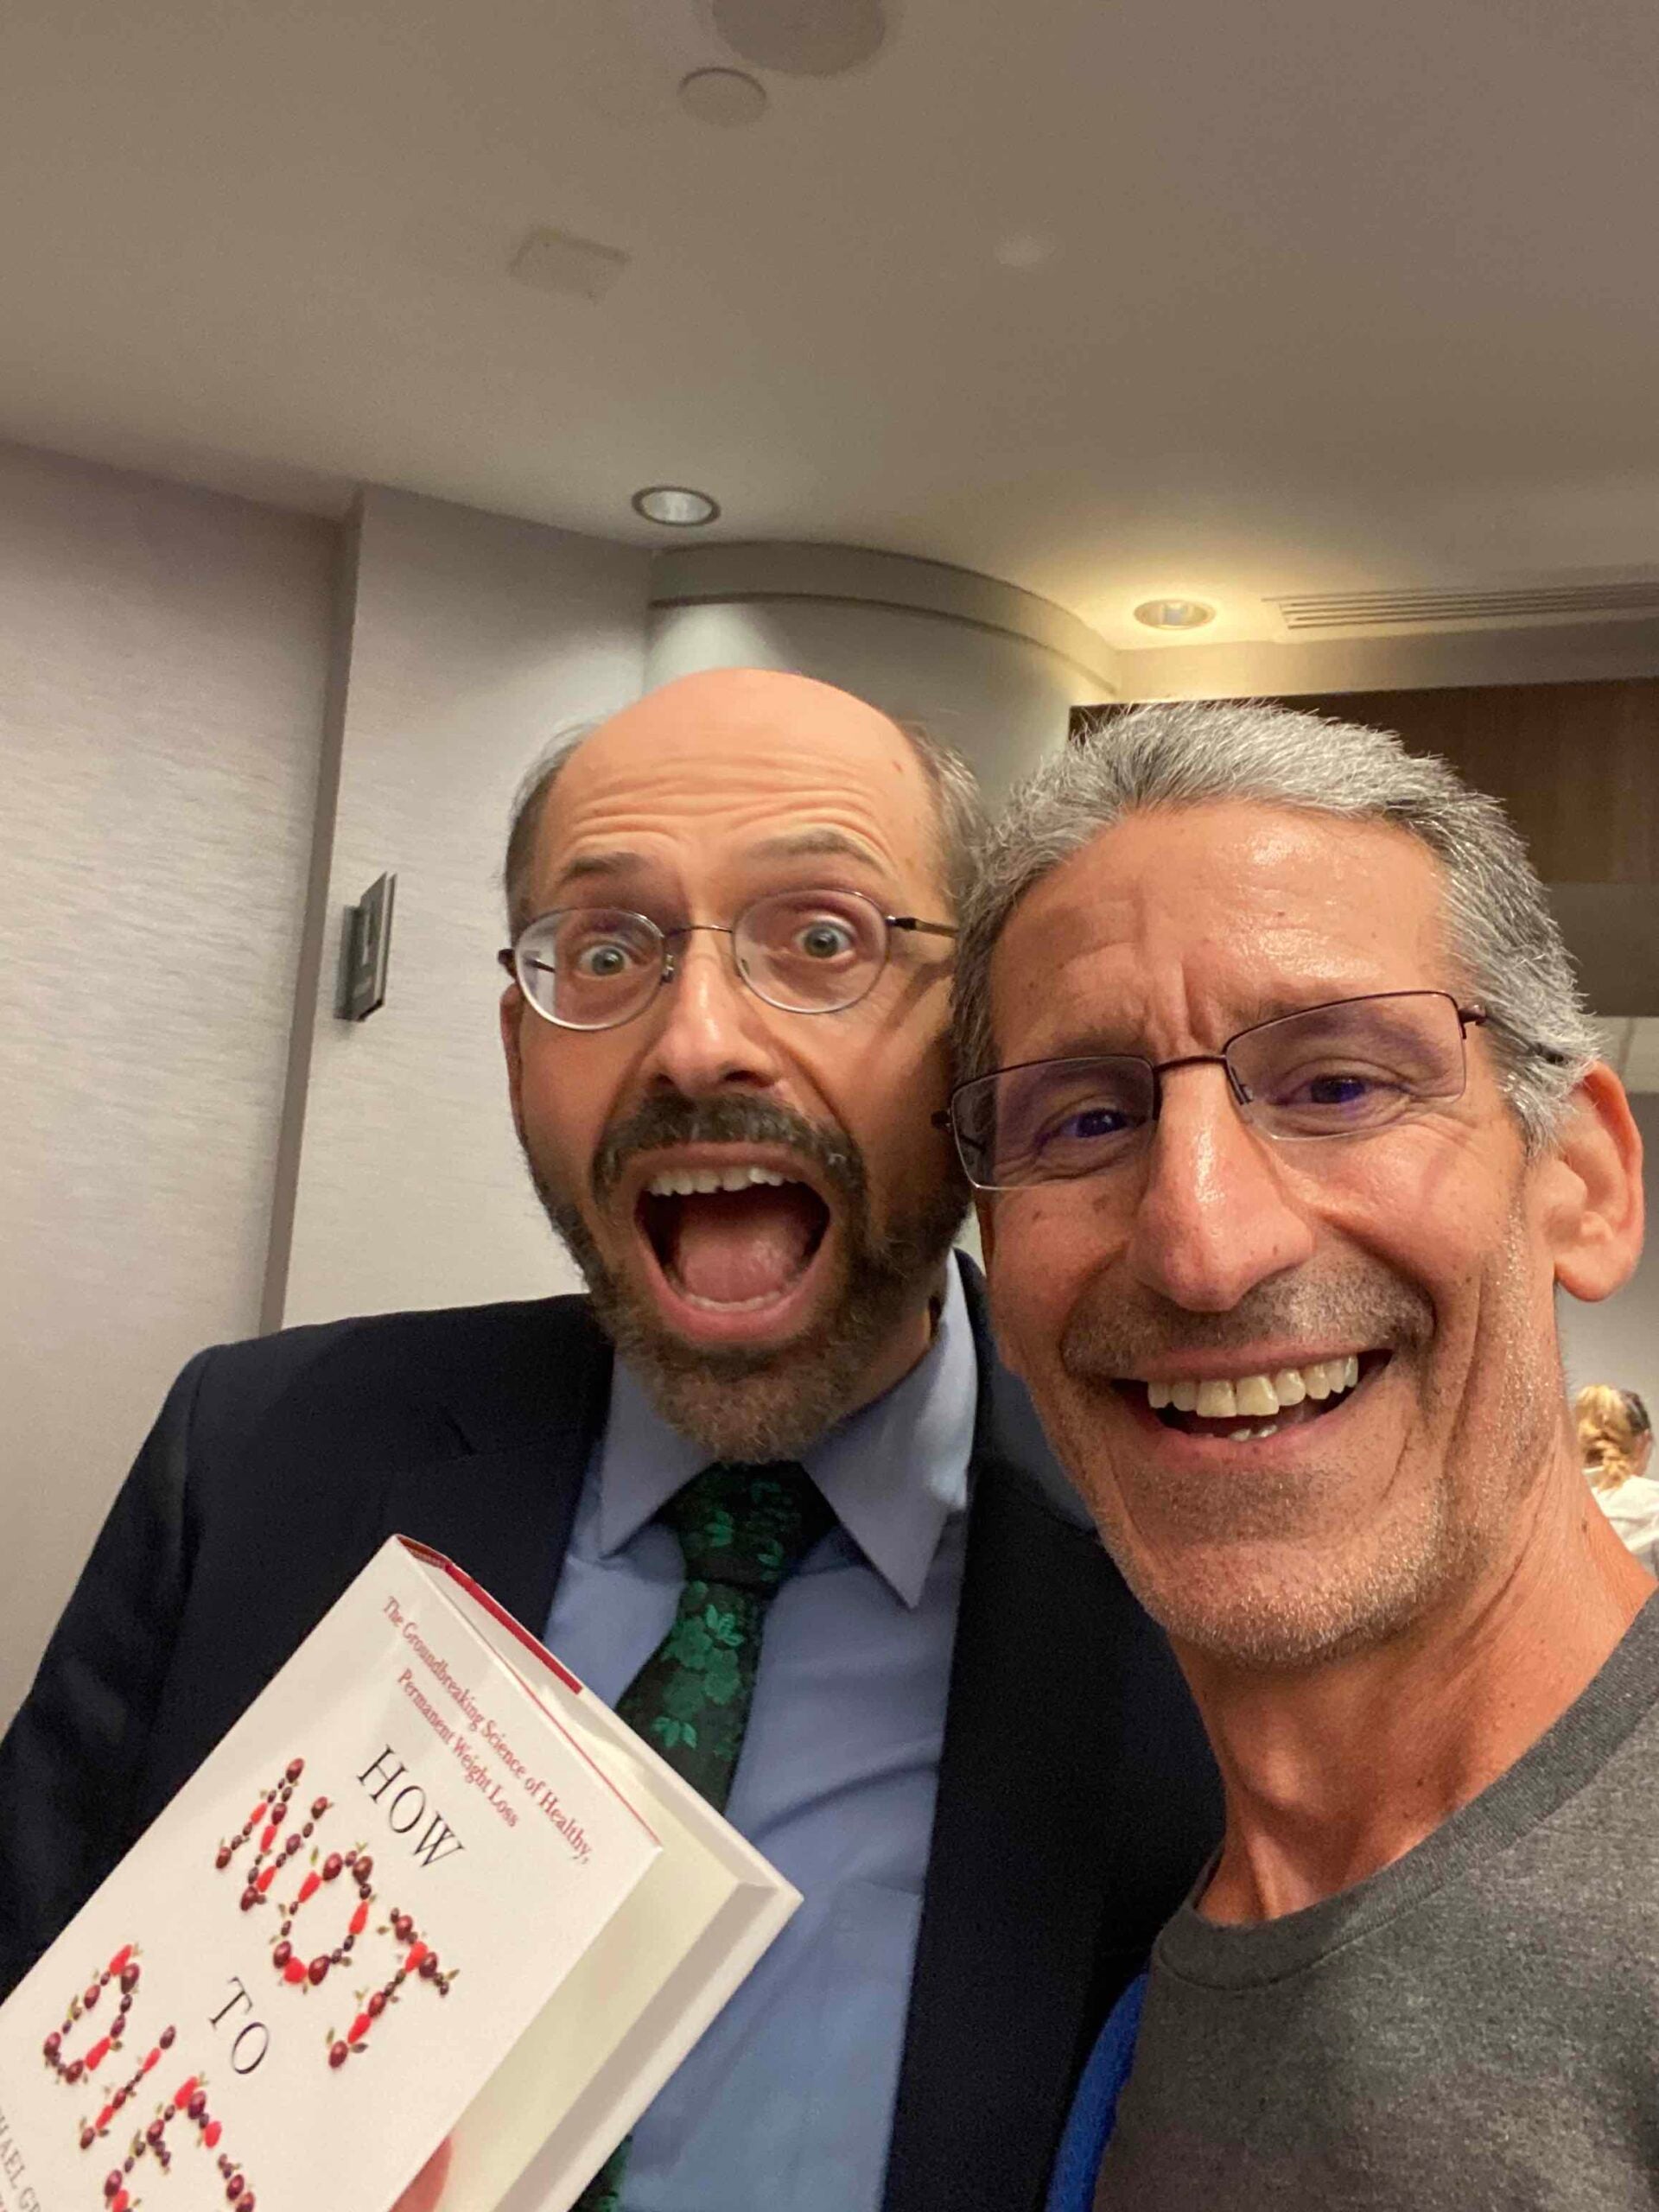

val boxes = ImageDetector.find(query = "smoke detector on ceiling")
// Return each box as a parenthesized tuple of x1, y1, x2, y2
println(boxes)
(704, 0, 891, 77)
(507, 227, 630, 304)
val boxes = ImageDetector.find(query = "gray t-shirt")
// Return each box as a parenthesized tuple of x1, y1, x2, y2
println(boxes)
(1097, 1593, 1659, 2209)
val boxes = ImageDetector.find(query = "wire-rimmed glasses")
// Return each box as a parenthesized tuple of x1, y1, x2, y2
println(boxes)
(499, 887, 957, 1032)
(943, 991, 1491, 1192)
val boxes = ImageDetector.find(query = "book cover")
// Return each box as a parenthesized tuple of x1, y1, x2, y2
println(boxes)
(0, 1537, 799, 2212)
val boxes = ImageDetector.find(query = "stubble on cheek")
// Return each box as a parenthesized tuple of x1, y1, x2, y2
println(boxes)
(1035, 1265, 1459, 1669)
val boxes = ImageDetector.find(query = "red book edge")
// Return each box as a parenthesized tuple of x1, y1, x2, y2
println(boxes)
(396, 1535, 662, 1845)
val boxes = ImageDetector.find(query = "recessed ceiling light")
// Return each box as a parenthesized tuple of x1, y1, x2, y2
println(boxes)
(632, 485, 721, 527)
(1133, 598, 1216, 631)
(678, 67, 768, 126)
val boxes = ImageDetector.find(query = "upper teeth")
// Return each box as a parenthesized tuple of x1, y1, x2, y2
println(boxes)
(645, 1165, 794, 1198)
(1146, 1354, 1362, 1417)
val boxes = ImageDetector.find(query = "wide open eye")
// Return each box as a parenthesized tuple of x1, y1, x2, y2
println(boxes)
(739, 890, 886, 1009)
(572, 938, 643, 980)
(520, 909, 663, 1026)
(793, 917, 859, 963)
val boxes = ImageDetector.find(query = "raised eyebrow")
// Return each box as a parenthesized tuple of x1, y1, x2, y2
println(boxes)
(544, 849, 652, 899)
(743, 829, 889, 871)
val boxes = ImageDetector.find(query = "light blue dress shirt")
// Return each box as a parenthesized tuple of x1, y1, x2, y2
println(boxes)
(543, 1262, 977, 2212)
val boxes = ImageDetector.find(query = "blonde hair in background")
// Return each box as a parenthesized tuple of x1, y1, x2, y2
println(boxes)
(1574, 1384, 1655, 1493)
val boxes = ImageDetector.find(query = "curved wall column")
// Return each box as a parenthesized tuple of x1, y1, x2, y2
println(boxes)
(645, 543, 1119, 804)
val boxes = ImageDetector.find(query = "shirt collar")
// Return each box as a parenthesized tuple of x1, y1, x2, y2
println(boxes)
(594, 1256, 977, 1609)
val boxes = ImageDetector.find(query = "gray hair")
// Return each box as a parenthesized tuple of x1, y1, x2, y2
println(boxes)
(955, 699, 1598, 1148)
(504, 708, 985, 936)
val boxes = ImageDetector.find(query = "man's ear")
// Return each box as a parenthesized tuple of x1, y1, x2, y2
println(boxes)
(1548, 1063, 1644, 1302)
(499, 984, 527, 1146)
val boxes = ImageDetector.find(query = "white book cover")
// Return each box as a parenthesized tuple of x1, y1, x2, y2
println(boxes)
(0, 1536, 800, 2212)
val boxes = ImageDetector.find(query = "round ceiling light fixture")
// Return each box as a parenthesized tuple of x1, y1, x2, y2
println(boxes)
(678, 67, 768, 125)
(1133, 597, 1216, 632)
(710, 0, 888, 77)
(631, 485, 721, 527)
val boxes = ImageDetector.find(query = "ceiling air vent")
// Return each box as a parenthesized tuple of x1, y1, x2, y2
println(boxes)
(1270, 580, 1659, 638)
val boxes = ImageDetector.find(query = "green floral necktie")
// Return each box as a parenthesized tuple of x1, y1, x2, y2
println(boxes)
(571, 1460, 834, 2212)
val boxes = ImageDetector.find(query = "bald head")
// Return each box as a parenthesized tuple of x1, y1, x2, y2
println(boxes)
(496, 664, 972, 1457)
(505, 668, 982, 936)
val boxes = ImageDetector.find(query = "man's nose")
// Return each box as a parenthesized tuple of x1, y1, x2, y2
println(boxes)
(1122, 1066, 1316, 1312)
(636, 929, 785, 1096)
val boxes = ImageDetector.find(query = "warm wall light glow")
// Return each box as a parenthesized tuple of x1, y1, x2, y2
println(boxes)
(631, 486, 721, 526)
(1133, 597, 1215, 631)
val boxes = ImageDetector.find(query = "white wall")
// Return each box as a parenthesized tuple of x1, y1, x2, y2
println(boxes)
(276, 488, 652, 1326)
(0, 440, 334, 1724)
(647, 598, 1084, 807)
(645, 543, 1115, 805)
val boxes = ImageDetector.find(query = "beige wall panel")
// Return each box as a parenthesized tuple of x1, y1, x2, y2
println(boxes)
(279, 490, 651, 1327)
(1284, 682, 1659, 887)
(0, 440, 334, 1726)
(647, 589, 1098, 806)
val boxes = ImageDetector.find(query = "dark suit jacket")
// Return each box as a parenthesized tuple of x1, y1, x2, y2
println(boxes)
(0, 1263, 1218, 2211)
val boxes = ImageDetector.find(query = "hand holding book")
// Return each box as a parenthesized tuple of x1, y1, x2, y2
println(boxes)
(393, 2139, 453, 2212)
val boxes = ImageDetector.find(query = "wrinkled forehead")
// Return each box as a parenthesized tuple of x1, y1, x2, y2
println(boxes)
(991, 801, 1459, 1051)
(530, 678, 942, 903)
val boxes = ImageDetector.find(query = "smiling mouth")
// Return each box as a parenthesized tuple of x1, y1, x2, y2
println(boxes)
(637, 1161, 832, 1313)
(1116, 1351, 1389, 1442)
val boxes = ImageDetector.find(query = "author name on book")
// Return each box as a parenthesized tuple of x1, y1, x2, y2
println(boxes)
(0, 2092, 44, 2211)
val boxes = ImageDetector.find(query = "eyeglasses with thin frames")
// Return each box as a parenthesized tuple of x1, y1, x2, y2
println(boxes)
(942, 991, 1494, 1192)
(499, 886, 957, 1032)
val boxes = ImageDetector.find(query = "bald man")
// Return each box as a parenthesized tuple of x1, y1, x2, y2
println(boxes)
(0, 672, 1217, 2212)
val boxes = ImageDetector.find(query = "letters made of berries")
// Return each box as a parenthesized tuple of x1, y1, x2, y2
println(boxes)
(42, 1748, 459, 2207)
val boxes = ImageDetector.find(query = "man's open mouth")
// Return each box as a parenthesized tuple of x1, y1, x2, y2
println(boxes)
(1116, 1351, 1389, 1441)
(636, 1160, 834, 1313)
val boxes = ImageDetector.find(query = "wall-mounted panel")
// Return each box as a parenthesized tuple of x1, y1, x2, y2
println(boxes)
(278, 490, 652, 1328)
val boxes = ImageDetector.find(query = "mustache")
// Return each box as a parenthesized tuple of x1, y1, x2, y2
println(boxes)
(591, 1092, 867, 1206)
(1058, 1263, 1435, 1379)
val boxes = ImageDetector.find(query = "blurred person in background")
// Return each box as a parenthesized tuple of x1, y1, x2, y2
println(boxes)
(1579, 1383, 1659, 1572)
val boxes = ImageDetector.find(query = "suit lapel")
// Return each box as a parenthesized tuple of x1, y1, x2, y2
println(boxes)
(882, 1265, 1218, 2212)
(375, 1297, 613, 1638)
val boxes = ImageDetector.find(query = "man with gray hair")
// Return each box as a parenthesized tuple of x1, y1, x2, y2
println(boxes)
(939, 701, 1652, 2207)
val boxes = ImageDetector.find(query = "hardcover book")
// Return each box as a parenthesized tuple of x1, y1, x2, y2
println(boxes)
(0, 1536, 800, 2212)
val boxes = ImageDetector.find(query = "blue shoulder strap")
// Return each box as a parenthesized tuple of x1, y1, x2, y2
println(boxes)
(1044, 1971, 1147, 2212)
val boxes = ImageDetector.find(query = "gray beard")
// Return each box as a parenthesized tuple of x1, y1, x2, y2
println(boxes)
(524, 1094, 967, 1460)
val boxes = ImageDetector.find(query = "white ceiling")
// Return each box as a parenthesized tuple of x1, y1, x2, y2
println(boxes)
(3, 0, 1659, 651)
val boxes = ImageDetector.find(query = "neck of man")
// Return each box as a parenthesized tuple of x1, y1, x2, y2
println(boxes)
(1179, 1453, 1655, 1926)
(842, 1271, 948, 1416)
